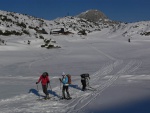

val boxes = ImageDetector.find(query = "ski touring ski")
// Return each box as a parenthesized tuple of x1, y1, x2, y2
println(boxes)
(37, 96, 72, 101)
(86, 86, 97, 91)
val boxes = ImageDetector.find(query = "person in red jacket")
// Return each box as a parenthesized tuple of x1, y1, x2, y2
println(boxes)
(36, 72, 50, 99)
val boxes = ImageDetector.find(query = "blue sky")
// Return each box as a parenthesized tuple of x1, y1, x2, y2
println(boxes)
(0, 0, 150, 22)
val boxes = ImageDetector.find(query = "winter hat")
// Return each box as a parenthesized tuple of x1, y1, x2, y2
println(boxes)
(62, 72, 66, 76)
(42, 72, 47, 77)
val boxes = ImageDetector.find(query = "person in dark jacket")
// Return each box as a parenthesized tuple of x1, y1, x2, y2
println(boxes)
(36, 72, 50, 99)
(59, 72, 71, 100)
(80, 73, 90, 91)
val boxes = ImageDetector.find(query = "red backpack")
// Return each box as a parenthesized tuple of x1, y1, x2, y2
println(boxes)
(66, 74, 71, 84)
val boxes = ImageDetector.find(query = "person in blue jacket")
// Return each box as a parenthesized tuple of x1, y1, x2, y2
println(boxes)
(59, 72, 71, 100)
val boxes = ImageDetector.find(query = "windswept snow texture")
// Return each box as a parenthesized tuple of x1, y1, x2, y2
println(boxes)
(0, 31, 150, 113)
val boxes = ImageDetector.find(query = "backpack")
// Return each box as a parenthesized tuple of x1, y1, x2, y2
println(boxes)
(66, 74, 71, 84)
(80, 73, 89, 78)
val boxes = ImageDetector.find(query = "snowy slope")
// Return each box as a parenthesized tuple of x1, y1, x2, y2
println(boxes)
(0, 10, 114, 49)
(0, 31, 150, 113)
(1, 9, 150, 50)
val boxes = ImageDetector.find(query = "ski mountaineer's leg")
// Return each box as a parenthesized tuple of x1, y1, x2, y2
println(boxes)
(62, 85, 66, 99)
(81, 80, 84, 91)
(82, 80, 86, 91)
(66, 86, 71, 99)
(42, 85, 50, 99)
(85, 78, 87, 90)
(42, 85, 46, 95)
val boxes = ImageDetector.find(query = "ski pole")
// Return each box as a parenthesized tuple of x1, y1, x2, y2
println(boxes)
(60, 81, 61, 90)
(59, 80, 62, 98)
(48, 82, 54, 97)
(37, 84, 39, 92)
(36, 84, 40, 99)
(49, 83, 52, 91)
(59, 78, 62, 90)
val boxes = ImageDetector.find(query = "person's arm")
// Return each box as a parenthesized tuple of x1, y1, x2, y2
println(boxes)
(62, 77, 68, 84)
(59, 78, 62, 83)
(47, 76, 50, 83)
(36, 76, 42, 84)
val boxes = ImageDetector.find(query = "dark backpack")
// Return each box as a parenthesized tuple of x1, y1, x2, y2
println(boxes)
(66, 74, 71, 84)
(80, 73, 89, 78)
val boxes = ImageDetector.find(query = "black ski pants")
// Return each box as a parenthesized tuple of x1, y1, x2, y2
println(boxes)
(42, 85, 49, 96)
(81, 80, 86, 91)
(62, 85, 70, 98)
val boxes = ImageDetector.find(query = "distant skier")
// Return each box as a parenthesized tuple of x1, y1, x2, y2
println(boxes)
(36, 72, 50, 99)
(59, 72, 71, 100)
(128, 38, 130, 42)
(80, 73, 90, 91)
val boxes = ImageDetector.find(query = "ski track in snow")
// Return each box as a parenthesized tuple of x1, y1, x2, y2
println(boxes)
(66, 60, 142, 113)
(0, 42, 143, 113)
(0, 59, 142, 113)
(89, 45, 116, 61)
(0, 39, 142, 113)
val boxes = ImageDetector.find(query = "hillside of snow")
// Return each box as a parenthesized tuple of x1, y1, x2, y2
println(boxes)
(0, 10, 150, 113)
(0, 10, 150, 51)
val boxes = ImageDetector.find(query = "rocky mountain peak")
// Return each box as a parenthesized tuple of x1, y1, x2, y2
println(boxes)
(77, 9, 108, 22)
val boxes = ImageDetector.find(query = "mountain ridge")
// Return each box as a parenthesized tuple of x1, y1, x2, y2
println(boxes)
(0, 9, 150, 49)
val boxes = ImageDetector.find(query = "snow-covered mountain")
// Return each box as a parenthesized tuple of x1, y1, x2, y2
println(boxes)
(77, 9, 108, 22)
(0, 9, 150, 49)
(0, 10, 98, 33)
(0, 9, 114, 48)
(0, 9, 115, 36)
(76, 9, 150, 38)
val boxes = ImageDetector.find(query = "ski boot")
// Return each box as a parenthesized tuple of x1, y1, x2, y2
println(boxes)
(45, 95, 50, 100)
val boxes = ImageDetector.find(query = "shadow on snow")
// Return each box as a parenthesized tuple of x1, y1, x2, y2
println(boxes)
(87, 96, 150, 113)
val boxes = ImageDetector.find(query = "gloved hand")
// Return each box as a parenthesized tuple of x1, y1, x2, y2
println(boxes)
(36, 82, 38, 84)
(47, 81, 50, 84)
(59, 78, 61, 81)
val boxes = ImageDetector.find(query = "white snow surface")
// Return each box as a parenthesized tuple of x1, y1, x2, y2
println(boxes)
(0, 28, 150, 113)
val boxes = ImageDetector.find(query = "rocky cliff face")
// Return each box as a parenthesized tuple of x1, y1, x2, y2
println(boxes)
(77, 9, 108, 22)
